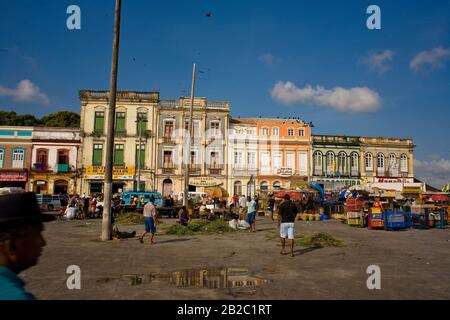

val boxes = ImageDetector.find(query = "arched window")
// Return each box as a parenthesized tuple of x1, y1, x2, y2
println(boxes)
(260, 181, 269, 192)
(351, 152, 359, 170)
(365, 153, 373, 171)
(326, 152, 335, 175)
(377, 153, 385, 169)
(326, 152, 335, 167)
(400, 154, 408, 173)
(273, 181, 281, 188)
(388, 154, 397, 176)
(234, 181, 242, 196)
(314, 151, 323, 167)
(338, 152, 347, 174)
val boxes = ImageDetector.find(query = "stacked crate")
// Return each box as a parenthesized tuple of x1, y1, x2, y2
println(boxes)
(346, 198, 364, 227)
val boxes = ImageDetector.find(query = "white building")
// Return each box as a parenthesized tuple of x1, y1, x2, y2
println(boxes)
(29, 127, 80, 194)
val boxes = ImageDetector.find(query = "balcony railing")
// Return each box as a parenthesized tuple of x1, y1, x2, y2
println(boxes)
(33, 163, 48, 171)
(57, 164, 70, 173)
(162, 167, 174, 174)
(163, 136, 175, 143)
(80, 90, 159, 101)
(208, 166, 223, 175)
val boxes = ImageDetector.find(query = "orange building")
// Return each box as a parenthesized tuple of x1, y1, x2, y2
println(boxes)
(237, 118, 312, 194)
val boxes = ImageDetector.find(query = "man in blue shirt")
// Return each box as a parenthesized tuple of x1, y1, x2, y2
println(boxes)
(0, 191, 55, 300)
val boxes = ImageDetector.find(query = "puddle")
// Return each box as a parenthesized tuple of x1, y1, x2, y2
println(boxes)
(121, 268, 270, 290)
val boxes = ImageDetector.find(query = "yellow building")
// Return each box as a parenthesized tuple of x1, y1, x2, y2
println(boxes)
(78, 90, 159, 194)
(360, 136, 415, 185)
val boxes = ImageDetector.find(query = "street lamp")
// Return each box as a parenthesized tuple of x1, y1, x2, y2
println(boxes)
(135, 118, 148, 192)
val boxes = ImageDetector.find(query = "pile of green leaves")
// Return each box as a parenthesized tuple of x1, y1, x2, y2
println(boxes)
(296, 232, 346, 248)
(165, 220, 234, 236)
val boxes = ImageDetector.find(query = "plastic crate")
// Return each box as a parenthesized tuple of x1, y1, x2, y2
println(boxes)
(383, 211, 411, 231)
(411, 213, 429, 229)
(347, 212, 361, 219)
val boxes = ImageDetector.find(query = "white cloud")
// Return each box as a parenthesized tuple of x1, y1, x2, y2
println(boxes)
(258, 53, 280, 65)
(361, 50, 395, 74)
(410, 46, 450, 72)
(270, 81, 381, 112)
(0, 79, 50, 105)
(415, 158, 450, 189)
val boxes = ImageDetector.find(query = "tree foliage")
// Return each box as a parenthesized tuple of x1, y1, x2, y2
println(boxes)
(0, 110, 80, 128)
(39, 111, 80, 128)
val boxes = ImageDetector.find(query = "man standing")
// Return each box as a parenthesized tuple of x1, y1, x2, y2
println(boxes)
(277, 194, 298, 257)
(139, 196, 157, 245)
(246, 196, 257, 232)
(82, 195, 90, 219)
(0, 192, 55, 300)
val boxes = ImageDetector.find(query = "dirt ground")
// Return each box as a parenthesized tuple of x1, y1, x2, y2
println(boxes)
(21, 216, 450, 300)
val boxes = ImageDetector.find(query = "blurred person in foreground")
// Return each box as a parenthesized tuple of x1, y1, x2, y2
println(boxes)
(0, 192, 55, 300)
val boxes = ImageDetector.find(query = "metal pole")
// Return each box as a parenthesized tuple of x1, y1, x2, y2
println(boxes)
(102, 0, 122, 241)
(183, 63, 196, 207)
(137, 119, 142, 191)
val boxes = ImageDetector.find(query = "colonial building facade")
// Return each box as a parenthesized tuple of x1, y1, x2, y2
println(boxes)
(29, 127, 80, 194)
(311, 135, 362, 189)
(236, 118, 312, 195)
(156, 97, 230, 197)
(227, 118, 258, 197)
(311, 135, 415, 190)
(0, 126, 33, 191)
(78, 90, 159, 194)
(360, 136, 415, 188)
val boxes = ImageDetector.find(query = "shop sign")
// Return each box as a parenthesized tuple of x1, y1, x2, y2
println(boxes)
(0, 171, 27, 182)
(86, 166, 135, 180)
(189, 176, 222, 187)
(375, 177, 414, 183)
(277, 167, 293, 178)
(36, 181, 46, 185)
(402, 186, 422, 194)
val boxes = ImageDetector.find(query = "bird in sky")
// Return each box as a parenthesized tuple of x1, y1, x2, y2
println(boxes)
(206, 12, 212, 18)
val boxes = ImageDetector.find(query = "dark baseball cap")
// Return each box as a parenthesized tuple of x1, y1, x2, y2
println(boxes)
(0, 192, 56, 225)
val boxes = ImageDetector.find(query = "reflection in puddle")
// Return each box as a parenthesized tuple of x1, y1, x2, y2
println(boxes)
(121, 268, 270, 290)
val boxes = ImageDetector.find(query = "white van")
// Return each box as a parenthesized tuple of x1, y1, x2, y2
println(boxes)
(178, 191, 208, 200)
(36, 194, 68, 211)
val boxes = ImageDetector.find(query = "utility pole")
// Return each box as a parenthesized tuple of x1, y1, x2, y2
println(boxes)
(136, 117, 148, 191)
(102, 0, 122, 241)
(183, 63, 197, 207)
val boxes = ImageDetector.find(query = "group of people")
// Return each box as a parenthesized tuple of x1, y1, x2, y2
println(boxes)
(61, 193, 102, 220)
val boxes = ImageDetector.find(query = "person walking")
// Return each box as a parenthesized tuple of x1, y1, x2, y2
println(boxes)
(232, 194, 238, 212)
(139, 196, 157, 245)
(277, 194, 299, 257)
(246, 196, 257, 232)
(267, 194, 275, 221)
(0, 192, 55, 300)
(90, 196, 97, 217)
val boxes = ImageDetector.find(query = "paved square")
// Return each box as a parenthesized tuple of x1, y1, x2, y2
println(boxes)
(22, 217, 450, 300)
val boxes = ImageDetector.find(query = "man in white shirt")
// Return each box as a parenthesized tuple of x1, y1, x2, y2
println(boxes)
(139, 196, 157, 245)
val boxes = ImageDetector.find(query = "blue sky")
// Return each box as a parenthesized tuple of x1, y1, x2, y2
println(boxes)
(0, 0, 449, 187)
